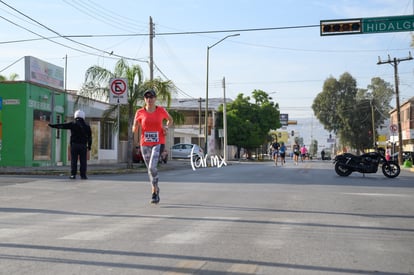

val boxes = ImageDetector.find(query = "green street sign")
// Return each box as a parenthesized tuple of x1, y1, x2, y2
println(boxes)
(321, 15, 414, 36)
(362, 15, 414, 34)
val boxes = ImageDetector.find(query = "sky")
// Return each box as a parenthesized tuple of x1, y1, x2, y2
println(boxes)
(1, 0, 414, 123)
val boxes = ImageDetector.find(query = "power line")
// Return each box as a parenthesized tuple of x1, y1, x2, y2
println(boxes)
(1, 7, 410, 57)
(0, 56, 23, 73)
(2, 1, 411, 103)
(0, 1, 147, 63)
(167, 24, 316, 36)
(18, 24, 318, 39)
(0, 36, 61, 45)
(62, 0, 147, 33)
(0, 14, 100, 56)
(153, 62, 194, 99)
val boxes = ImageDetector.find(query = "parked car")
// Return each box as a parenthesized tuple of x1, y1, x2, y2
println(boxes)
(133, 145, 169, 164)
(159, 144, 168, 164)
(171, 143, 204, 159)
(391, 151, 414, 162)
(132, 146, 143, 163)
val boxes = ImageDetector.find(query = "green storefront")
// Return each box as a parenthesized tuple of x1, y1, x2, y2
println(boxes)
(0, 81, 67, 167)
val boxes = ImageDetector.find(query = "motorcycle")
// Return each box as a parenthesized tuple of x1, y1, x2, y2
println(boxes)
(333, 148, 400, 178)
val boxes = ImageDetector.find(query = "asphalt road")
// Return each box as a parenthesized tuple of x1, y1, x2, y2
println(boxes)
(1, 160, 413, 274)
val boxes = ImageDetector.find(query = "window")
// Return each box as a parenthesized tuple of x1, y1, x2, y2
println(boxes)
(191, 137, 199, 145)
(33, 110, 51, 160)
(100, 121, 114, 149)
(174, 137, 181, 144)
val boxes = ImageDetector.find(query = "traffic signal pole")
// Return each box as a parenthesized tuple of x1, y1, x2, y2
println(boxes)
(320, 15, 414, 164)
(377, 53, 413, 165)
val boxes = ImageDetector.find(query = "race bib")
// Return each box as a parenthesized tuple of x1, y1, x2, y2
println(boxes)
(144, 131, 159, 143)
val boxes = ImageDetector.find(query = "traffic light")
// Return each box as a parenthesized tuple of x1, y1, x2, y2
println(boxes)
(320, 19, 362, 36)
(291, 130, 294, 137)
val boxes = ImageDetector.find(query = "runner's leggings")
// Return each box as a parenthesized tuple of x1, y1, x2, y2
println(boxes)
(141, 144, 161, 189)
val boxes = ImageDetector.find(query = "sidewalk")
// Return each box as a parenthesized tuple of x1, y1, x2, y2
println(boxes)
(0, 159, 191, 176)
(0, 159, 412, 176)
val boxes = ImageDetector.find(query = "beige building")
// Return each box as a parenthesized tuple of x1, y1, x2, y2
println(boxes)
(389, 96, 414, 152)
(168, 98, 236, 159)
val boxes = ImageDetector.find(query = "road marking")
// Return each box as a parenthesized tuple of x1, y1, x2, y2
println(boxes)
(0, 212, 38, 221)
(255, 218, 295, 248)
(0, 228, 32, 238)
(60, 230, 113, 240)
(0, 213, 41, 239)
(343, 192, 410, 197)
(156, 216, 239, 244)
(156, 231, 202, 244)
(228, 263, 258, 273)
(59, 217, 155, 241)
(164, 260, 206, 274)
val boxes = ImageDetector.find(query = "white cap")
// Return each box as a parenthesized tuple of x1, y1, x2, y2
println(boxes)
(74, 110, 85, 119)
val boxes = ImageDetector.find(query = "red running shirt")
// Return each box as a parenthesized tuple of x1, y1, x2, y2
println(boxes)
(134, 106, 170, 146)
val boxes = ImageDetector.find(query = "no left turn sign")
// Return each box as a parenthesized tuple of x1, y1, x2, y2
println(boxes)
(109, 78, 128, 104)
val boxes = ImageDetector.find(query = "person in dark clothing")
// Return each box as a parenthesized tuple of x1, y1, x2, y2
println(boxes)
(49, 110, 92, 180)
(271, 139, 280, 166)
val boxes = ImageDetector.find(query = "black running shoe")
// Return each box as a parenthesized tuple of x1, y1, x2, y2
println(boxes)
(150, 193, 157, 204)
(155, 188, 160, 203)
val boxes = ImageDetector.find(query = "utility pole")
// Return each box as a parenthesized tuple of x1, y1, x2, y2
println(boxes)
(222, 77, 227, 162)
(377, 52, 413, 165)
(149, 16, 154, 81)
(198, 97, 203, 146)
(370, 98, 376, 148)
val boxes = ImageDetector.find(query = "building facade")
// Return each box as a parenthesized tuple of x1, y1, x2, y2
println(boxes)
(389, 96, 414, 152)
(0, 81, 118, 167)
(169, 98, 236, 159)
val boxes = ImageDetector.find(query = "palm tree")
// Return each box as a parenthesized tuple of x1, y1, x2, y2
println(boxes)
(0, 73, 19, 81)
(79, 59, 178, 168)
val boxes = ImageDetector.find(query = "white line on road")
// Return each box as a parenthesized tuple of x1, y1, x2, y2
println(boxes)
(342, 192, 410, 197)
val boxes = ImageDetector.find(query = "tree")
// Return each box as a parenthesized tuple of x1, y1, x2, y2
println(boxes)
(312, 72, 394, 153)
(0, 73, 19, 81)
(367, 77, 394, 112)
(216, 90, 280, 158)
(79, 59, 176, 168)
(310, 139, 318, 157)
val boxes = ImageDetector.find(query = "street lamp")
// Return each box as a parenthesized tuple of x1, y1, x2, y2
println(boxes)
(222, 77, 228, 162)
(204, 33, 240, 154)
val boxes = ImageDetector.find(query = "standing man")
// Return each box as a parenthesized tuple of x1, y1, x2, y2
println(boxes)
(133, 89, 173, 204)
(49, 110, 92, 180)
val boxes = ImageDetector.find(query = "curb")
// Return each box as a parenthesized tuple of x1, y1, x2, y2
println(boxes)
(0, 161, 190, 176)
